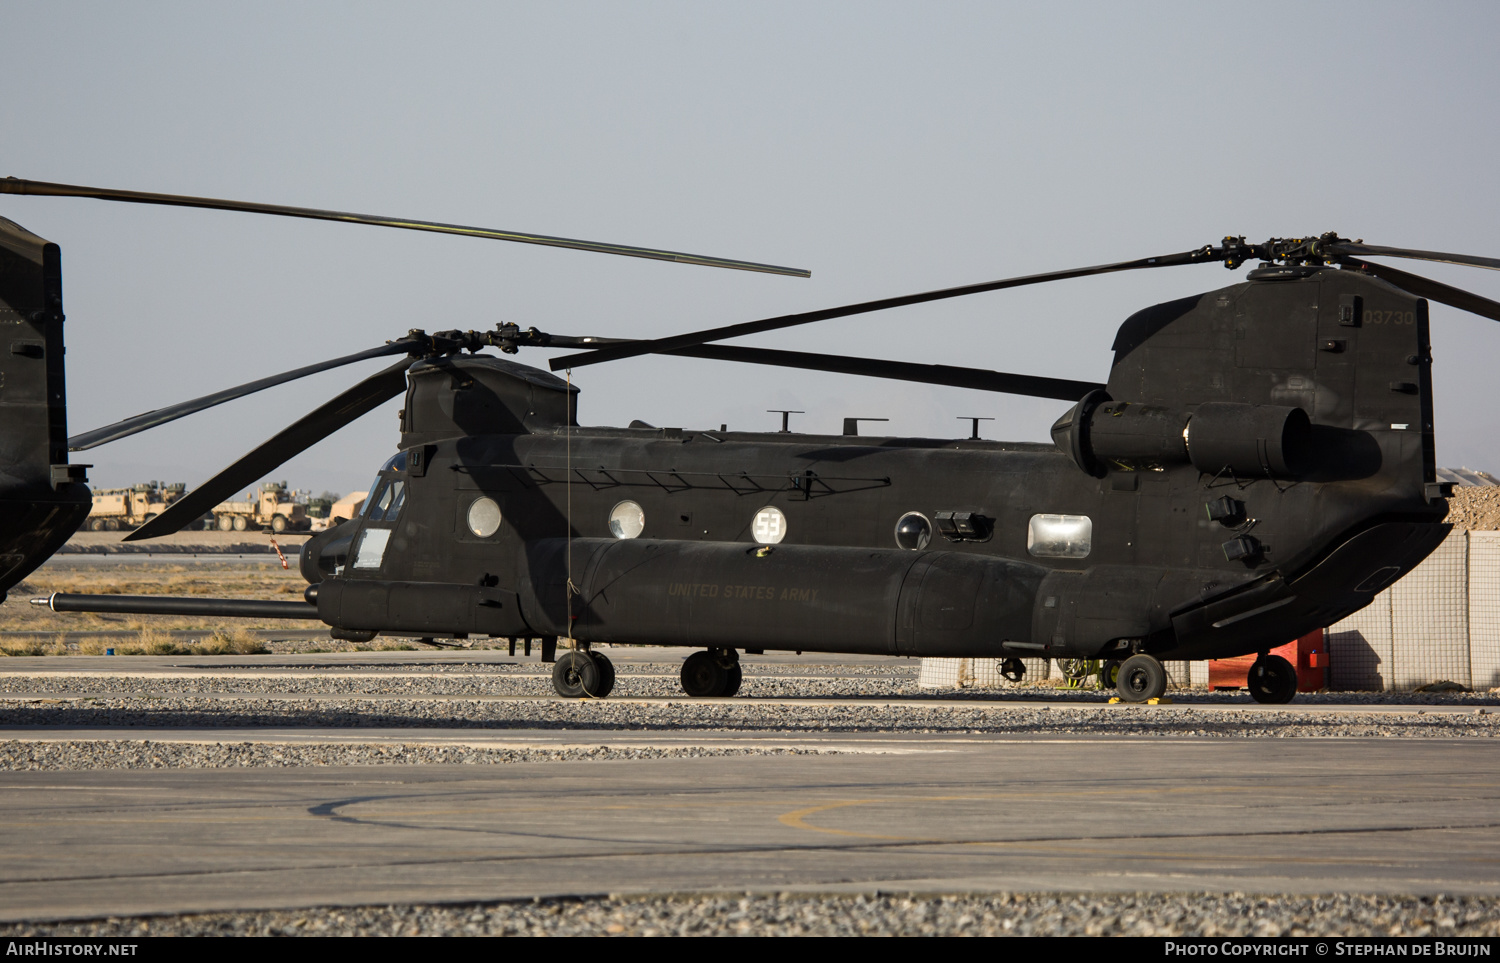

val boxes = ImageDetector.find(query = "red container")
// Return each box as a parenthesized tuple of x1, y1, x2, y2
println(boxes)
(1208, 629, 1326, 692)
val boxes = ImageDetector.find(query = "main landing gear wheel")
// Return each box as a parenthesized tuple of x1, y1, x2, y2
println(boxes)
(551, 650, 609, 698)
(681, 649, 740, 697)
(1116, 653, 1167, 703)
(1099, 659, 1122, 690)
(1247, 654, 1298, 704)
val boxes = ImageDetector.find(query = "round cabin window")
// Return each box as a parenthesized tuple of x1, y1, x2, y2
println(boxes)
(467, 497, 502, 538)
(609, 500, 645, 539)
(752, 506, 787, 544)
(894, 512, 932, 551)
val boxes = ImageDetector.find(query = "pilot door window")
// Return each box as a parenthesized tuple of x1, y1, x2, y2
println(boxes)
(353, 476, 407, 570)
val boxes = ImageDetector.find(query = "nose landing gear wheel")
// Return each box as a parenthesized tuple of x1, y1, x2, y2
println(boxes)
(1247, 654, 1298, 704)
(681, 649, 740, 697)
(551, 650, 607, 698)
(591, 651, 616, 698)
(1116, 653, 1167, 703)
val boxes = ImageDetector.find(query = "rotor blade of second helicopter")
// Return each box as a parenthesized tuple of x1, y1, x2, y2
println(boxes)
(1, 177, 810, 278)
(667, 344, 1103, 401)
(69, 341, 417, 451)
(549, 246, 1220, 371)
(1339, 259, 1500, 325)
(124, 359, 413, 541)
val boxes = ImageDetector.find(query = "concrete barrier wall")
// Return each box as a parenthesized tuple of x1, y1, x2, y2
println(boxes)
(1323, 529, 1495, 691)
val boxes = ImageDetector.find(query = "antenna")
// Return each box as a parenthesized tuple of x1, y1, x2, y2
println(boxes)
(766, 410, 804, 433)
(958, 416, 995, 440)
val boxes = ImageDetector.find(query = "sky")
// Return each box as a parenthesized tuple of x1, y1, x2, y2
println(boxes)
(4, 1, 1499, 496)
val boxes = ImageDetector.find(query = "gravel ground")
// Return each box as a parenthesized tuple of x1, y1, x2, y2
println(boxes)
(0, 665, 1495, 704)
(5, 892, 1498, 937)
(0, 739, 826, 770)
(1, 696, 1496, 737)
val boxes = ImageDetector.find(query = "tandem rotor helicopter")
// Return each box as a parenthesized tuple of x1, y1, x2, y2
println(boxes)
(5, 177, 1500, 705)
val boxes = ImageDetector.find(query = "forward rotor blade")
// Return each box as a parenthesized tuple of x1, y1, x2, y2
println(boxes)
(666, 344, 1102, 401)
(1340, 259, 1500, 325)
(1326, 241, 1500, 273)
(550, 248, 1217, 371)
(69, 341, 417, 451)
(1, 177, 810, 278)
(125, 359, 413, 541)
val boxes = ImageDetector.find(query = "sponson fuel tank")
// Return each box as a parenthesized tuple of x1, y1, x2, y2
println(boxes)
(520, 539, 1046, 656)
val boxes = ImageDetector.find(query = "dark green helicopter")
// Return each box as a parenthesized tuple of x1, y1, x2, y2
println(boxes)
(13, 179, 1500, 705)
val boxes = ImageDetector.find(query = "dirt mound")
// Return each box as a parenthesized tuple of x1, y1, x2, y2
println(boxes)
(1445, 486, 1500, 531)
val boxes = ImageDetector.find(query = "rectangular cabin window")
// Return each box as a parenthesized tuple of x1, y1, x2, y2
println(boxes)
(1027, 514, 1092, 559)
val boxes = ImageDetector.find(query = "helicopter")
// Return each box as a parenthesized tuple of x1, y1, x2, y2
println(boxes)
(13, 179, 1500, 705)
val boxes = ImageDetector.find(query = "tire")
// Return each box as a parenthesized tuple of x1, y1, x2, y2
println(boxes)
(591, 652, 616, 698)
(1116, 654, 1167, 703)
(217, 515, 234, 532)
(1099, 659, 1122, 690)
(88, 518, 104, 532)
(551, 650, 602, 698)
(681, 650, 729, 697)
(722, 663, 743, 697)
(232, 515, 248, 532)
(142, 513, 156, 524)
(1247, 655, 1298, 704)
(103, 518, 119, 532)
(271, 514, 288, 534)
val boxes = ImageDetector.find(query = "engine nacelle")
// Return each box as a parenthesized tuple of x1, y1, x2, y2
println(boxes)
(1052, 391, 1311, 479)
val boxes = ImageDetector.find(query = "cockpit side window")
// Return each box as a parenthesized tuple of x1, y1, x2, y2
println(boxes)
(364, 478, 388, 518)
(382, 480, 406, 521)
(363, 476, 406, 523)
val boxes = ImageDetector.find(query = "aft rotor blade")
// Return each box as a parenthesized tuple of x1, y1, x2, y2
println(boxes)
(667, 344, 1103, 401)
(1340, 259, 1500, 325)
(1326, 241, 1500, 273)
(69, 341, 418, 451)
(1, 177, 810, 278)
(125, 359, 413, 541)
(549, 247, 1217, 371)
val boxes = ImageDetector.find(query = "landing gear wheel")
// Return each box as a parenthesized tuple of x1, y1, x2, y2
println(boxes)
(551, 650, 604, 698)
(591, 652, 616, 698)
(1116, 654, 1167, 703)
(1247, 654, 1298, 704)
(1099, 659, 1121, 690)
(999, 658, 1026, 683)
(1058, 659, 1088, 683)
(681, 650, 735, 697)
(722, 663, 742, 697)
(232, 515, 248, 532)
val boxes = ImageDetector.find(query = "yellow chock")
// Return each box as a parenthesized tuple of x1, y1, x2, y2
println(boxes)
(1108, 697, 1121, 704)
(1146, 697, 1173, 705)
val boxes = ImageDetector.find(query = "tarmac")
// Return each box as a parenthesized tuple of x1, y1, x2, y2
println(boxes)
(0, 649, 1497, 923)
